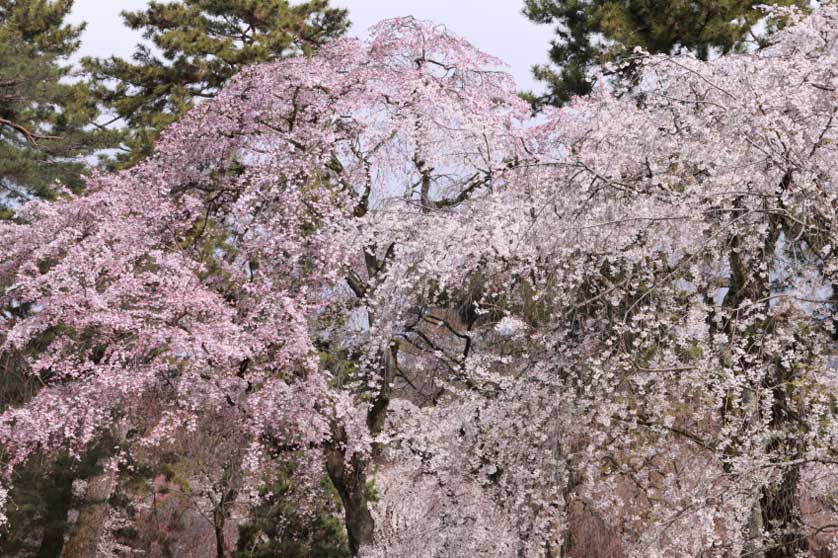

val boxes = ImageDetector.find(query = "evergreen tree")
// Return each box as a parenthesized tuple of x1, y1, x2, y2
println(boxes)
(235, 461, 350, 558)
(522, 0, 808, 107)
(0, 0, 115, 216)
(84, 0, 349, 167)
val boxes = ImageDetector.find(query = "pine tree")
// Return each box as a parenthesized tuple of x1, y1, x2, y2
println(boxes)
(522, 0, 808, 107)
(83, 0, 349, 167)
(235, 460, 350, 558)
(0, 0, 115, 217)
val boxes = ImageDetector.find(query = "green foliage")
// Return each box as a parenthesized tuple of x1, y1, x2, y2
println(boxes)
(318, 345, 359, 390)
(83, 0, 349, 166)
(235, 460, 349, 558)
(0, 0, 116, 212)
(522, 0, 809, 107)
(364, 476, 378, 504)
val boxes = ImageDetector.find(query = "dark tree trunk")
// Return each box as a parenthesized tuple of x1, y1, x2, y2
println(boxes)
(761, 374, 805, 558)
(213, 509, 226, 558)
(330, 247, 398, 556)
(722, 187, 805, 557)
(761, 463, 805, 558)
(36, 466, 73, 558)
(326, 444, 375, 557)
(326, 343, 397, 556)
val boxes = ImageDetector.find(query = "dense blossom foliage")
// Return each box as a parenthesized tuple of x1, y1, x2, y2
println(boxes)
(5, 6, 838, 557)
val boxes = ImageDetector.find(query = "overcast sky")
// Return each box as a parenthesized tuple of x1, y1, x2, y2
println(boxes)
(67, 0, 553, 93)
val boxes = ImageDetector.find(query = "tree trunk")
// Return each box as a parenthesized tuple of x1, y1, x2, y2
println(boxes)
(326, 340, 397, 556)
(760, 381, 804, 558)
(326, 444, 375, 556)
(761, 463, 804, 558)
(743, 499, 765, 558)
(213, 508, 226, 558)
(723, 191, 805, 557)
(36, 465, 74, 558)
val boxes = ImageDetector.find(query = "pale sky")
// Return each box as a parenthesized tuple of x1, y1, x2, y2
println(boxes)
(67, 0, 553, 93)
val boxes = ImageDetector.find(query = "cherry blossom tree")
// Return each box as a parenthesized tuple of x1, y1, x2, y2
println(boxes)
(0, 15, 530, 556)
(350, 5, 838, 556)
(5, 6, 838, 558)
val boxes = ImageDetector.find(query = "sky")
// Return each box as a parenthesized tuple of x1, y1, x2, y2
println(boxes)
(67, 0, 554, 93)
